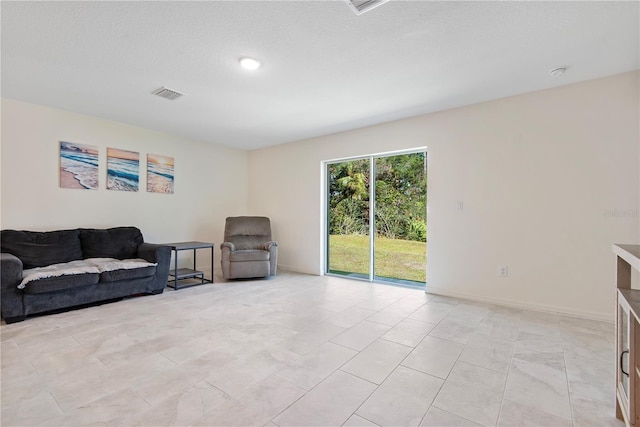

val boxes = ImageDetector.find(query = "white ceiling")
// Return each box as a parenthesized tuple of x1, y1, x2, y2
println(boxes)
(2, 1, 638, 150)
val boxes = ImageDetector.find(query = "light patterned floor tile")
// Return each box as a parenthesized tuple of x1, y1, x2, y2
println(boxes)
(420, 406, 481, 427)
(514, 331, 564, 355)
(1, 390, 63, 426)
(274, 370, 376, 427)
(330, 321, 391, 351)
(191, 375, 305, 426)
(59, 389, 150, 426)
(277, 321, 346, 355)
(205, 346, 301, 396)
(343, 414, 380, 426)
(564, 348, 614, 403)
(429, 317, 477, 344)
(325, 307, 378, 329)
(356, 366, 442, 427)
(401, 335, 464, 379)
(382, 318, 436, 347)
(366, 308, 407, 327)
(408, 304, 451, 324)
(341, 338, 413, 384)
(274, 341, 357, 390)
(432, 361, 507, 426)
(133, 381, 228, 426)
(0, 273, 619, 427)
(571, 396, 625, 427)
(458, 331, 514, 373)
(497, 399, 572, 426)
(503, 352, 572, 420)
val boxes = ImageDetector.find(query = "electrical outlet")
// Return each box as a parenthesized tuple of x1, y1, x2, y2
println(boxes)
(499, 266, 508, 277)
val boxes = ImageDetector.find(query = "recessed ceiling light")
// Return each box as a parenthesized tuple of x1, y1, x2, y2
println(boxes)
(239, 57, 261, 71)
(549, 67, 568, 77)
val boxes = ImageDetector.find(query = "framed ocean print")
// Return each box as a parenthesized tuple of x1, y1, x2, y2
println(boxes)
(147, 154, 174, 194)
(107, 148, 139, 191)
(59, 141, 99, 190)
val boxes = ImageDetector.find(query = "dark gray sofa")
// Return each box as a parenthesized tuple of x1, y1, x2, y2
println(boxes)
(0, 226, 171, 323)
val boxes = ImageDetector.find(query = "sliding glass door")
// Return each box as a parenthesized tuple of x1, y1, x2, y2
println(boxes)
(373, 153, 426, 284)
(327, 158, 371, 279)
(326, 151, 426, 287)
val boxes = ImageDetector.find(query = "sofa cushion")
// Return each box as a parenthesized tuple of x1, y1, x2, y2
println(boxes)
(79, 227, 143, 259)
(22, 273, 99, 295)
(229, 250, 270, 262)
(100, 265, 156, 282)
(0, 229, 83, 269)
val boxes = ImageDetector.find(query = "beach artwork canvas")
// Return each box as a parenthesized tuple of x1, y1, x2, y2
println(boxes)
(107, 148, 139, 191)
(59, 141, 99, 190)
(147, 154, 174, 194)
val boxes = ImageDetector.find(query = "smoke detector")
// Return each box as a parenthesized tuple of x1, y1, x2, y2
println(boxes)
(346, 0, 390, 15)
(151, 87, 184, 101)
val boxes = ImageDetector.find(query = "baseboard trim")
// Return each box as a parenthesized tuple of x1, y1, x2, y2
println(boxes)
(424, 284, 613, 323)
(278, 264, 318, 276)
(255, 268, 614, 322)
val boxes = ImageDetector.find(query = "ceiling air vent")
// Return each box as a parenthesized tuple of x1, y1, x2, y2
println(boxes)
(151, 87, 184, 101)
(346, 0, 390, 15)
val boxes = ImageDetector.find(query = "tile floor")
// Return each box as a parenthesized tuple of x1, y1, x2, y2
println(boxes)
(0, 271, 623, 426)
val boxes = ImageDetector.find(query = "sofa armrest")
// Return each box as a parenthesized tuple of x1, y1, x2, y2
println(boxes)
(1, 253, 25, 321)
(137, 243, 169, 263)
(137, 243, 171, 293)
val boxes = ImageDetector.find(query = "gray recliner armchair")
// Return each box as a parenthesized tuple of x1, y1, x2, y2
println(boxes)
(220, 216, 278, 280)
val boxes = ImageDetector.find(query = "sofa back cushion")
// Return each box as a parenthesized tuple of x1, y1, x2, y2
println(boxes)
(0, 229, 83, 269)
(79, 227, 143, 259)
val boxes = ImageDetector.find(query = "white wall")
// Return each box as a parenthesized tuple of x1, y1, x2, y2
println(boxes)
(248, 71, 640, 320)
(1, 98, 249, 273)
(2, 72, 637, 320)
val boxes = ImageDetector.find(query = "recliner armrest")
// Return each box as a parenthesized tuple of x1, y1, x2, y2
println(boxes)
(221, 242, 236, 252)
(264, 241, 278, 276)
(262, 241, 278, 251)
(220, 242, 235, 280)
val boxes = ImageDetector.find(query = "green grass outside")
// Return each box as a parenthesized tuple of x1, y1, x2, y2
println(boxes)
(328, 234, 426, 283)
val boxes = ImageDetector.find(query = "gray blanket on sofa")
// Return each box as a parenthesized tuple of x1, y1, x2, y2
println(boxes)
(19, 258, 157, 289)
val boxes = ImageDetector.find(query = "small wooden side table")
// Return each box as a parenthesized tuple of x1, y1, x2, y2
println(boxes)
(164, 241, 214, 290)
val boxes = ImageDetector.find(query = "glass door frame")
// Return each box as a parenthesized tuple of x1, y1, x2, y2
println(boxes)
(323, 147, 428, 287)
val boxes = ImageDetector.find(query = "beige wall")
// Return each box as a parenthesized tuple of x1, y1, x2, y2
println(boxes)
(248, 71, 640, 320)
(1, 98, 249, 272)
